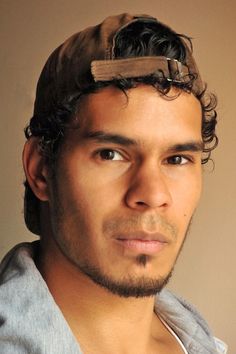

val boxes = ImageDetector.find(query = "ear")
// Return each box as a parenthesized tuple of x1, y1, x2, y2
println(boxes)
(22, 137, 50, 201)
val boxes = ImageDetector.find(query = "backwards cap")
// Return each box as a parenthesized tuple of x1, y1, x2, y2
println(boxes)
(33, 13, 203, 117)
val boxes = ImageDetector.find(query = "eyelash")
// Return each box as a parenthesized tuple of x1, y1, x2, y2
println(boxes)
(95, 149, 125, 161)
(165, 155, 193, 165)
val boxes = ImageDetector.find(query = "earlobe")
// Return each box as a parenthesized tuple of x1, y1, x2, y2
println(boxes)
(22, 137, 49, 201)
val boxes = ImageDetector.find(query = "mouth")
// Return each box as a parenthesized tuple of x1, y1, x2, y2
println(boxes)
(115, 231, 169, 255)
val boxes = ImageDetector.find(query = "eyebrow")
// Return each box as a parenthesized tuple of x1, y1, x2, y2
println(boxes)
(167, 142, 204, 153)
(83, 130, 138, 146)
(83, 130, 204, 152)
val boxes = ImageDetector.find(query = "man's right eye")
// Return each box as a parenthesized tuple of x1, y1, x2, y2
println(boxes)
(97, 149, 124, 161)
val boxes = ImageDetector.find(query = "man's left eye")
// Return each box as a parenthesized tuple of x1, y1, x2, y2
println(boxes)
(166, 155, 190, 165)
(98, 149, 124, 161)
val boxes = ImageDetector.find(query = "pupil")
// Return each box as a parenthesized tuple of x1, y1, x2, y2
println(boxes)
(173, 156, 181, 164)
(101, 150, 114, 160)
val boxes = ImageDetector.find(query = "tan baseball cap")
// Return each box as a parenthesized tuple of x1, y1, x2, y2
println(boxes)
(33, 13, 203, 117)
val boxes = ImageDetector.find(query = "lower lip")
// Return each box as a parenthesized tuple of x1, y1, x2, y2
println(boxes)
(116, 239, 167, 254)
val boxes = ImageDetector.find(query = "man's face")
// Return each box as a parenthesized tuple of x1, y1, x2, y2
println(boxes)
(47, 85, 203, 297)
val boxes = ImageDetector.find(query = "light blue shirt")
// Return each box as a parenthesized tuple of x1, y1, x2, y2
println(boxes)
(0, 242, 227, 353)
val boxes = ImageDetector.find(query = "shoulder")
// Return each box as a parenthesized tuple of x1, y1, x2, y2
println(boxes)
(0, 242, 81, 354)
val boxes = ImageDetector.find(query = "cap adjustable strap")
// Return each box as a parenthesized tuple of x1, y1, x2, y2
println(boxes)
(91, 56, 190, 83)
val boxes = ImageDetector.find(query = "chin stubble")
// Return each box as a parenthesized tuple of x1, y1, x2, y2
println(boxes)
(76, 260, 174, 298)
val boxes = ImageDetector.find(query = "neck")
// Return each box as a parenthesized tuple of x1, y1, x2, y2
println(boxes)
(36, 236, 163, 354)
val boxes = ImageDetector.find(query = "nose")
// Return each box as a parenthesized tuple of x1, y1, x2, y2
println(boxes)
(125, 162, 172, 211)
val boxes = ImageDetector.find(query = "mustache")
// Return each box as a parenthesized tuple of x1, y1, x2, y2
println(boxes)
(103, 213, 178, 240)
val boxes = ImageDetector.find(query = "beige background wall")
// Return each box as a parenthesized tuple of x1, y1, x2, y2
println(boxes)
(0, 0, 235, 351)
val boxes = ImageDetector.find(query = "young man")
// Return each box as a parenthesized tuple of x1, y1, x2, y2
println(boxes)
(0, 13, 227, 354)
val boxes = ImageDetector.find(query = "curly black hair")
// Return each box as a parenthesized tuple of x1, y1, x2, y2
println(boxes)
(24, 20, 218, 235)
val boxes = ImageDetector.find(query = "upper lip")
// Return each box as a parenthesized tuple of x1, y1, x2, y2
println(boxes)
(116, 231, 170, 243)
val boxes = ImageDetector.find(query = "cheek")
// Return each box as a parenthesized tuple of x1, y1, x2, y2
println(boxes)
(171, 171, 202, 218)
(65, 166, 128, 222)
(52, 165, 112, 237)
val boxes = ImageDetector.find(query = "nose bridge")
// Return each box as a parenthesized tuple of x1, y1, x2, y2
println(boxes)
(125, 159, 172, 210)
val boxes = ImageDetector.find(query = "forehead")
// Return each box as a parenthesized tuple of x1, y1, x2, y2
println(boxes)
(70, 85, 202, 147)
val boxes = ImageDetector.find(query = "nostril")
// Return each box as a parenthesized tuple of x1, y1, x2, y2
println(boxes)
(136, 201, 146, 206)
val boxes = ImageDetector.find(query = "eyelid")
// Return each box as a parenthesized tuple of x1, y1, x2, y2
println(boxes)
(94, 148, 128, 161)
(165, 154, 195, 165)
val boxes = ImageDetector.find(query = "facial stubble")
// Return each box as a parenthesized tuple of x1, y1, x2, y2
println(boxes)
(50, 178, 192, 299)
